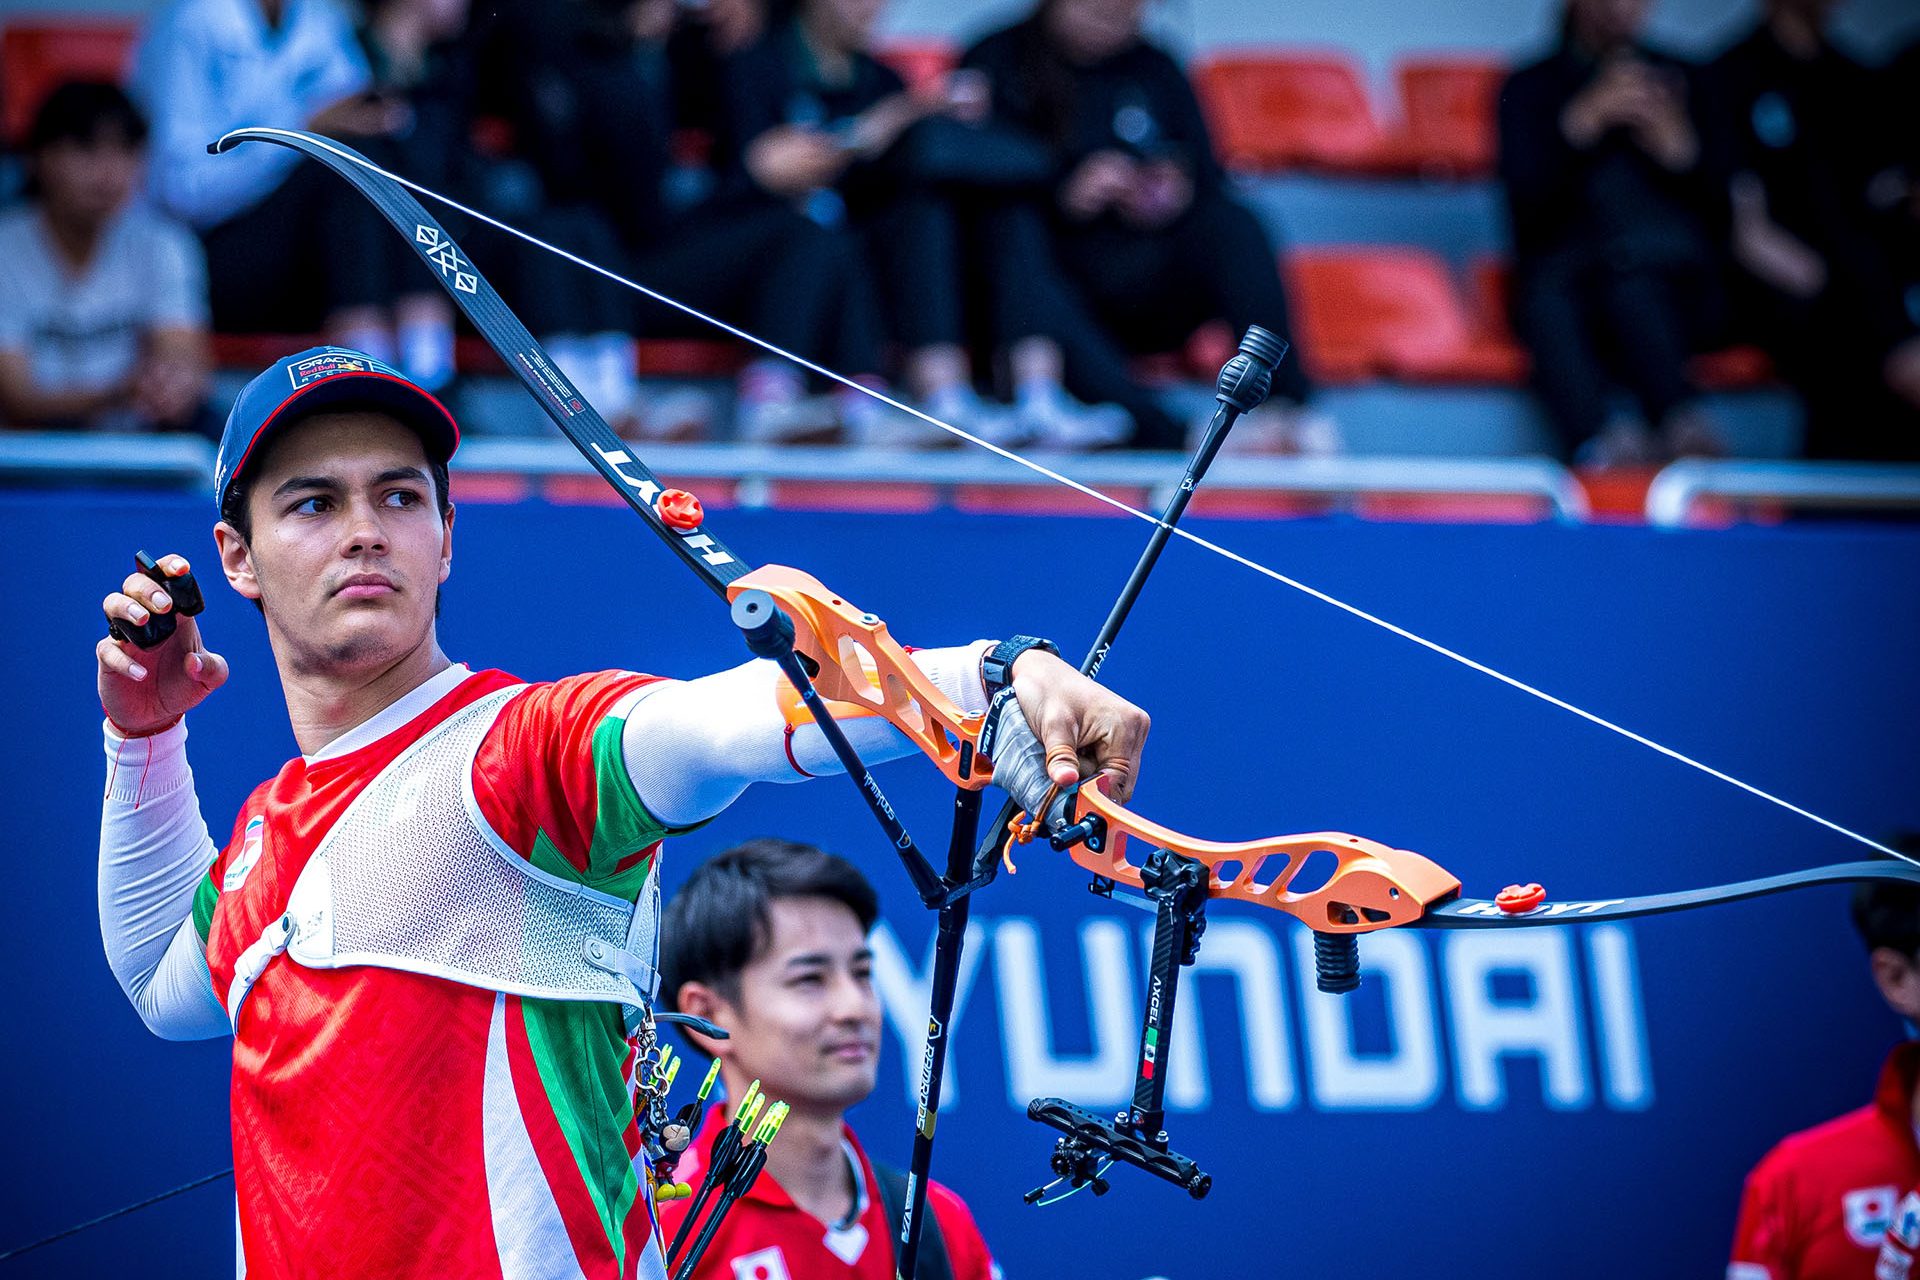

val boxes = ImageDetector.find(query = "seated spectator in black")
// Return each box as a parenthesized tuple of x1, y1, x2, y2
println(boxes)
(132, 0, 457, 390)
(718, 0, 1129, 448)
(1714, 0, 1920, 461)
(0, 83, 211, 434)
(357, 0, 675, 435)
(1874, 39, 1920, 291)
(1497, 0, 1728, 466)
(668, 0, 767, 146)
(961, 0, 1330, 454)
(475, 0, 873, 444)
(658, 838, 999, 1279)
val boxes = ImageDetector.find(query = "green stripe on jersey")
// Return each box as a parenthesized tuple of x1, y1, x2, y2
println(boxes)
(581, 712, 670, 896)
(522, 997, 645, 1269)
(191, 870, 219, 943)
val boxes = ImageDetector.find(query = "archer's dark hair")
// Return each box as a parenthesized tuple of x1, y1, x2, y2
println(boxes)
(662, 838, 880, 1011)
(27, 81, 147, 155)
(1853, 834, 1920, 958)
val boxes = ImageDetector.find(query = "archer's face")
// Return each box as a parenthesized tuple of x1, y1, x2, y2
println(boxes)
(218, 411, 452, 679)
(712, 897, 882, 1114)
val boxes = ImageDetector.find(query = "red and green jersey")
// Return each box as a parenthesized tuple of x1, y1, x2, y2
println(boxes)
(192, 664, 673, 1280)
(655, 1104, 998, 1280)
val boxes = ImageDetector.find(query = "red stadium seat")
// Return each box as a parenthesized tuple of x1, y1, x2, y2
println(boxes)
(876, 39, 958, 95)
(1391, 57, 1504, 177)
(1, 17, 140, 145)
(1286, 248, 1516, 383)
(1194, 51, 1391, 174)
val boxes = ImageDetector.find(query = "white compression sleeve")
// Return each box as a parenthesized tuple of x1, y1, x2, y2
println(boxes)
(99, 720, 230, 1040)
(624, 641, 994, 828)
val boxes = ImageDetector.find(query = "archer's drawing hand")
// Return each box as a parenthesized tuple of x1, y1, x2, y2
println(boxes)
(1011, 650, 1150, 803)
(98, 554, 228, 736)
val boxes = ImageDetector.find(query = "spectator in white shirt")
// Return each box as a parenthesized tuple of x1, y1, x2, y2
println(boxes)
(131, 0, 457, 389)
(0, 83, 211, 433)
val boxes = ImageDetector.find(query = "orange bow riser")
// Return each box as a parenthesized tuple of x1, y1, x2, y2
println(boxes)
(726, 564, 995, 791)
(724, 565, 1465, 937)
(1061, 777, 1462, 933)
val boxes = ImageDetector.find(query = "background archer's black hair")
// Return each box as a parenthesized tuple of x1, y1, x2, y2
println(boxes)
(1852, 834, 1920, 958)
(661, 837, 880, 1013)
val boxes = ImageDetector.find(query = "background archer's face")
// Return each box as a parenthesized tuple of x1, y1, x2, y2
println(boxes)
(220, 412, 452, 680)
(711, 897, 883, 1116)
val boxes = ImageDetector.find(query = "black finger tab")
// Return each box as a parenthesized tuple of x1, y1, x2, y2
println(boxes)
(114, 551, 206, 649)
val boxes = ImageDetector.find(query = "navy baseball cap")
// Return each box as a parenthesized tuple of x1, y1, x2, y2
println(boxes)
(214, 346, 460, 519)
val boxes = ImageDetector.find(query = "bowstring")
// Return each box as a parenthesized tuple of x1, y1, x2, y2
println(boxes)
(301, 138, 1916, 871)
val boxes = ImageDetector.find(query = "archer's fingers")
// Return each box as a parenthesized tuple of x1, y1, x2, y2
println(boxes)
(1097, 712, 1150, 804)
(186, 647, 230, 691)
(96, 636, 150, 683)
(119, 570, 176, 616)
(103, 590, 152, 629)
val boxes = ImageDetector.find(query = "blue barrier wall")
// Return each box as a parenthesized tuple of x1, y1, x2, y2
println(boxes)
(3, 489, 1917, 1278)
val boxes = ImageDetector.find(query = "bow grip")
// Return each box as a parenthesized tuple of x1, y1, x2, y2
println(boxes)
(979, 693, 1074, 829)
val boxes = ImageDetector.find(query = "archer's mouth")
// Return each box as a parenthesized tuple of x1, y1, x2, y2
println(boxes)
(334, 573, 398, 599)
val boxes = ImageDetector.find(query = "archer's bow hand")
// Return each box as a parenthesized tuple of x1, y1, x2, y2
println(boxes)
(1008, 650, 1149, 803)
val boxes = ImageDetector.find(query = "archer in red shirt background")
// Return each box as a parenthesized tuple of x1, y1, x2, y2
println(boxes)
(1731, 850, 1920, 1279)
(657, 837, 1000, 1280)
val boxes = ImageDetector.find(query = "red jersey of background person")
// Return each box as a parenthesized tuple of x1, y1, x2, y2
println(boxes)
(1730, 1043, 1920, 1279)
(657, 1103, 997, 1280)
(1877, 1181, 1920, 1280)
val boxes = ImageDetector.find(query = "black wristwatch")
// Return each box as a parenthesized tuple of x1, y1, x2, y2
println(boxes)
(980, 635, 1059, 698)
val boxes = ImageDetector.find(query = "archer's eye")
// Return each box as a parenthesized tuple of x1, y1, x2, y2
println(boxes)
(384, 489, 424, 508)
(292, 496, 332, 516)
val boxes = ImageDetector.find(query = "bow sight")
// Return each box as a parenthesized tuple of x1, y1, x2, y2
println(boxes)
(1027, 846, 1214, 1201)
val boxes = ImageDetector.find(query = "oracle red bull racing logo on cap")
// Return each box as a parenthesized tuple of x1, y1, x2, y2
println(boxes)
(287, 351, 402, 390)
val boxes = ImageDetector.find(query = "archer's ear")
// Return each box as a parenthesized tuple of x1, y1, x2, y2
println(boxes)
(439, 503, 455, 584)
(214, 521, 260, 602)
(674, 982, 737, 1060)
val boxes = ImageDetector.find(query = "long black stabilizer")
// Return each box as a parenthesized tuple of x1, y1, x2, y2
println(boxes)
(212, 127, 752, 597)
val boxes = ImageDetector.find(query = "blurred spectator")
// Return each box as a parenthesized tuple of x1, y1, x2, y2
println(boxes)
(1729, 862, 1920, 1276)
(961, 0, 1330, 454)
(1871, 39, 1920, 292)
(360, 0, 671, 434)
(1497, 0, 1728, 466)
(1713, 0, 1920, 461)
(0, 83, 211, 434)
(131, 0, 457, 390)
(719, 0, 1130, 448)
(479, 0, 873, 443)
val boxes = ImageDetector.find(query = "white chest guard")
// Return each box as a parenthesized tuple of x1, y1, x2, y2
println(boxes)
(228, 686, 661, 1030)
